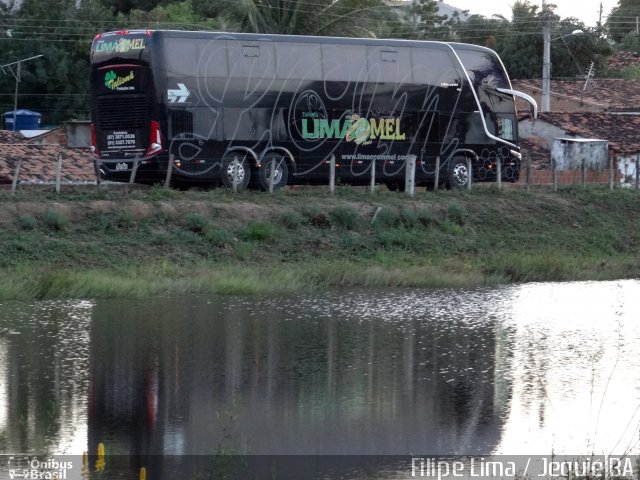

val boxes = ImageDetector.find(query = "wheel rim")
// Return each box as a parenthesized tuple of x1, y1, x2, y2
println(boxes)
(452, 162, 468, 186)
(265, 160, 283, 184)
(226, 160, 246, 183)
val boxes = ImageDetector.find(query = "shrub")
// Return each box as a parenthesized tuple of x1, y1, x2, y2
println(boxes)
(446, 203, 466, 225)
(185, 212, 209, 234)
(148, 184, 180, 201)
(240, 221, 276, 241)
(330, 205, 358, 230)
(399, 208, 420, 228)
(43, 211, 67, 231)
(416, 209, 437, 227)
(17, 215, 37, 231)
(280, 210, 303, 229)
(372, 207, 399, 229)
(206, 227, 234, 247)
(115, 209, 136, 229)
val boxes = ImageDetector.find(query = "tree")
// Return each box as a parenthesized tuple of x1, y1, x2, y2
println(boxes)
(0, 0, 115, 123)
(453, 14, 510, 49)
(215, 0, 393, 37)
(126, 0, 220, 30)
(455, 1, 612, 80)
(491, 0, 545, 79)
(606, 0, 640, 43)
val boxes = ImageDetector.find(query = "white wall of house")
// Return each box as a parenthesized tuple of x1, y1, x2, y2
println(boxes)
(551, 138, 608, 170)
(617, 154, 639, 186)
(519, 119, 574, 149)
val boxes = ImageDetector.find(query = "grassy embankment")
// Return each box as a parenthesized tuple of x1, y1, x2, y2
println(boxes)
(0, 185, 638, 300)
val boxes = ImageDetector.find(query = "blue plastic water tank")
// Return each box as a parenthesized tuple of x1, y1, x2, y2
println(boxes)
(3, 109, 42, 130)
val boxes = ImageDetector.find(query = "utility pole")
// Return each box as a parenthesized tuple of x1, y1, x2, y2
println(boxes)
(598, 2, 603, 28)
(0, 55, 43, 131)
(541, 0, 551, 112)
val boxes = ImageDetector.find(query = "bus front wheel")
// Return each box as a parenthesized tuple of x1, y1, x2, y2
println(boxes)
(221, 152, 251, 192)
(447, 157, 470, 189)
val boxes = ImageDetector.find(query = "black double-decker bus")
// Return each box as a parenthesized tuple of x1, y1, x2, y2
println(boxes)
(90, 30, 536, 190)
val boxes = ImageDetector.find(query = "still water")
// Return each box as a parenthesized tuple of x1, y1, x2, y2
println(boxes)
(0, 280, 639, 478)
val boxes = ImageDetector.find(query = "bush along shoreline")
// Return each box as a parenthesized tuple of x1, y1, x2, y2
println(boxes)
(0, 185, 639, 300)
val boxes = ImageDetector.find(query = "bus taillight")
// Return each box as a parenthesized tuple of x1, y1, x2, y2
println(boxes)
(90, 123, 100, 159)
(145, 120, 163, 157)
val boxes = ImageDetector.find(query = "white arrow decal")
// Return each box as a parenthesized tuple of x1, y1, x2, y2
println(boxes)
(168, 83, 190, 103)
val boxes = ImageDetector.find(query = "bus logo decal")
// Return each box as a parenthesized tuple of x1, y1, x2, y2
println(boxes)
(104, 70, 135, 91)
(302, 113, 405, 144)
(168, 83, 190, 103)
(94, 37, 146, 54)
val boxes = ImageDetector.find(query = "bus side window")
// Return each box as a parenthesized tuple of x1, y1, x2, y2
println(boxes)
(497, 116, 514, 141)
(227, 41, 275, 78)
(367, 46, 411, 84)
(322, 44, 368, 83)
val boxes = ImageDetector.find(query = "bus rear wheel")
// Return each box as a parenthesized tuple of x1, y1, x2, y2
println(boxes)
(221, 152, 251, 192)
(447, 157, 470, 189)
(257, 152, 289, 191)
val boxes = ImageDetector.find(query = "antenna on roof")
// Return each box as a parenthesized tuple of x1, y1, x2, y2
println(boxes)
(0, 55, 44, 131)
(580, 62, 595, 105)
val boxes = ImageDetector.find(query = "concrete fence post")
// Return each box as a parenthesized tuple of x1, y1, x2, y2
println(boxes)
(95, 159, 102, 190)
(581, 158, 586, 187)
(467, 157, 472, 191)
(165, 155, 174, 188)
(125, 159, 139, 194)
(11, 158, 22, 195)
(552, 158, 558, 192)
(526, 154, 532, 192)
(268, 156, 276, 194)
(496, 156, 502, 190)
(405, 154, 416, 197)
(369, 159, 376, 193)
(232, 154, 239, 193)
(609, 154, 615, 191)
(434, 156, 440, 192)
(55, 152, 63, 194)
(329, 155, 336, 196)
(128, 159, 139, 185)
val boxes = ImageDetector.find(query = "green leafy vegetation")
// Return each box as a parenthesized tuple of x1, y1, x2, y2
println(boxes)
(0, 186, 639, 299)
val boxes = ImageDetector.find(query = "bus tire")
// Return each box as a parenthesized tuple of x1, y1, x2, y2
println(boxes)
(258, 152, 289, 191)
(221, 152, 251, 192)
(447, 157, 470, 189)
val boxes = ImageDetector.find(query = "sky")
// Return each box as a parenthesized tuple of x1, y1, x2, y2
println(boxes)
(446, 0, 619, 27)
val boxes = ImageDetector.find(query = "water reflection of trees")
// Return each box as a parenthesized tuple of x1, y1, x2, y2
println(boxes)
(87, 293, 510, 460)
(0, 301, 91, 454)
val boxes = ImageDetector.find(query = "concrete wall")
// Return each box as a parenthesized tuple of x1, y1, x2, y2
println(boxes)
(65, 120, 91, 149)
(617, 154, 639, 186)
(551, 138, 609, 171)
(519, 119, 567, 150)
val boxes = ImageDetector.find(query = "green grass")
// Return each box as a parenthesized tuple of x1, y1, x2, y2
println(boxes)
(0, 186, 639, 299)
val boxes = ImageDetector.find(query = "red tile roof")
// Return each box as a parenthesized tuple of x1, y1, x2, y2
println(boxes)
(519, 137, 551, 169)
(0, 133, 95, 184)
(0, 130, 26, 144)
(608, 50, 640, 71)
(512, 79, 640, 112)
(527, 112, 640, 155)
